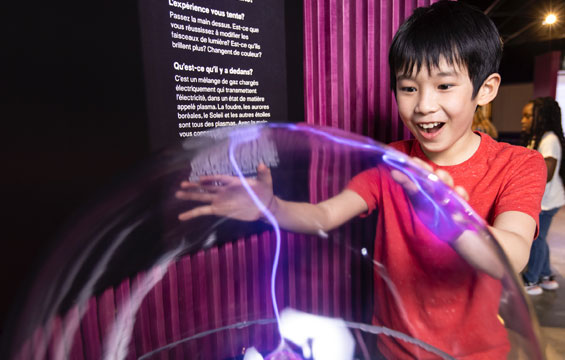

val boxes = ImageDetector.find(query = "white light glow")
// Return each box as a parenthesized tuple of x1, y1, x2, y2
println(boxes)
(279, 308, 354, 360)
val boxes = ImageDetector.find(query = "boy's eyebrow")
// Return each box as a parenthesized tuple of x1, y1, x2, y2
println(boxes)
(396, 69, 460, 81)
(435, 70, 458, 77)
(396, 74, 414, 81)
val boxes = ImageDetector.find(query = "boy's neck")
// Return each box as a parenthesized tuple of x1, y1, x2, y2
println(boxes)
(421, 131, 482, 166)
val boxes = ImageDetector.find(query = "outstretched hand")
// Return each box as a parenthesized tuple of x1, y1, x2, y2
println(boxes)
(175, 163, 275, 222)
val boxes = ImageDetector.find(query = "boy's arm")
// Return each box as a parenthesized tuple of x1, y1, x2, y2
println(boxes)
(488, 212, 536, 273)
(449, 212, 536, 278)
(268, 189, 368, 235)
(176, 164, 368, 235)
(411, 158, 536, 277)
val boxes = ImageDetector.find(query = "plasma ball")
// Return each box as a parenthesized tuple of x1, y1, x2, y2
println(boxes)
(6, 124, 541, 360)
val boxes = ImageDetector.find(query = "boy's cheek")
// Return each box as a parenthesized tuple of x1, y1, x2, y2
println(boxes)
(395, 98, 414, 117)
(398, 114, 413, 127)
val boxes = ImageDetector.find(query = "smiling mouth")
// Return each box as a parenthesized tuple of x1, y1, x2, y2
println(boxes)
(417, 122, 445, 133)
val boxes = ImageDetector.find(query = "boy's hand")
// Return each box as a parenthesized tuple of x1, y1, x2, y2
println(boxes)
(390, 157, 470, 244)
(391, 157, 504, 278)
(410, 158, 469, 201)
(175, 163, 275, 222)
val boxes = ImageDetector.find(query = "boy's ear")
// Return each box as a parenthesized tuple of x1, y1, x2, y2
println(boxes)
(476, 73, 501, 105)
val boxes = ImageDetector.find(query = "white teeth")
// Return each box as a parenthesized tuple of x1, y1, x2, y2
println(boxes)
(419, 122, 441, 129)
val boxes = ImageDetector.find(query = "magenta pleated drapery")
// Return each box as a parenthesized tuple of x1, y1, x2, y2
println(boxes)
(304, 0, 438, 142)
(533, 51, 561, 99)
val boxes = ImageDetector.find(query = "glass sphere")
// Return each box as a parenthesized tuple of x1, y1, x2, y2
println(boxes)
(5, 124, 542, 360)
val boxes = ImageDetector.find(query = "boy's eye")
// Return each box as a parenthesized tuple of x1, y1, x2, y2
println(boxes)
(399, 86, 417, 93)
(438, 84, 453, 90)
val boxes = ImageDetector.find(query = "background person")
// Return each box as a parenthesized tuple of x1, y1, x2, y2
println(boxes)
(472, 103, 498, 139)
(521, 97, 565, 295)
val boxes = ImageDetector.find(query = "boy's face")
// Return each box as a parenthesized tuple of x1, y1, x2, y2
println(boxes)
(395, 58, 480, 160)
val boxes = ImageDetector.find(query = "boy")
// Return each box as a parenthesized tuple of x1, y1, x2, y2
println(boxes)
(176, 1, 546, 358)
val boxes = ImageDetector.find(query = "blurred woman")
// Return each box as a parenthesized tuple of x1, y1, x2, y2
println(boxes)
(520, 97, 565, 295)
(473, 104, 498, 139)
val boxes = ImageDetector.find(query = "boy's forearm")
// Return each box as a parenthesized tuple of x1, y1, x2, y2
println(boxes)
(450, 212, 535, 279)
(487, 225, 532, 274)
(268, 197, 333, 235)
(267, 190, 368, 236)
(451, 227, 529, 280)
(451, 230, 505, 279)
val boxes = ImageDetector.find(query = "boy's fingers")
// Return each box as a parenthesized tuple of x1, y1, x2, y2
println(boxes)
(178, 205, 215, 221)
(199, 174, 239, 185)
(180, 181, 199, 189)
(175, 190, 215, 202)
(256, 163, 272, 183)
(434, 169, 454, 188)
(411, 157, 433, 172)
(390, 169, 419, 195)
(454, 185, 469, 202)
(409, 158, 461, 196)
(198, 184, 223, 193)
(180, 181, 225, 193)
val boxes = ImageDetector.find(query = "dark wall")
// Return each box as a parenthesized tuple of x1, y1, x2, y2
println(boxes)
(500, 40, 565, 85)
(0, 1, 150, 335)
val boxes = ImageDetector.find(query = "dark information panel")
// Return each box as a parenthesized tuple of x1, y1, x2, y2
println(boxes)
(139, 0, 300, 150)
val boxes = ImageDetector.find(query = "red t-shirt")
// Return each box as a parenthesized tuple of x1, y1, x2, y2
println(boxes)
(347, 133, 545, 359)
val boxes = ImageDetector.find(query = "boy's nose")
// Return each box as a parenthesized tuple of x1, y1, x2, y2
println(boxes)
(415, 91, 439, 114)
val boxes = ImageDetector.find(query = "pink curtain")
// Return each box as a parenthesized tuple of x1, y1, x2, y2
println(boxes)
(533, 51, 561, 99)
(304, 0, 438, 142)
(301, 0, 441, 356)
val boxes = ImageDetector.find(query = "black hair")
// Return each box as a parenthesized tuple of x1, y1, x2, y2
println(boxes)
(522, 97, 565, 185)
(389, 0, 503, 98)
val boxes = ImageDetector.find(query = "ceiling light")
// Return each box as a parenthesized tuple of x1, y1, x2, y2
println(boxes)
(543, 13, 557, 25)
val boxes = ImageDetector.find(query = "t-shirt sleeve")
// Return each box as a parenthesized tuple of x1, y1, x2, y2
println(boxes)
(538, 132, 561, 159)
(495, 150, 546, 236)
(346, 167, 381, 215)
(346, 141, 411, 216)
